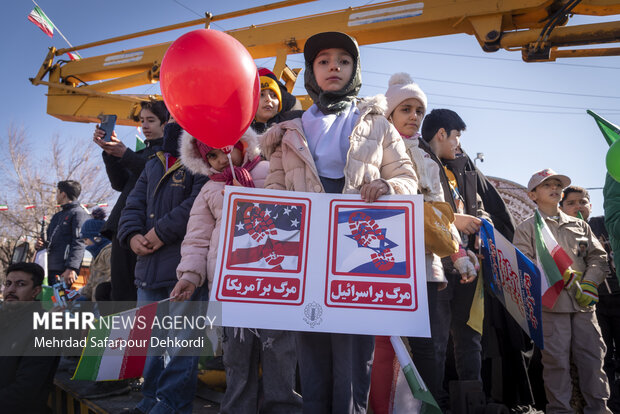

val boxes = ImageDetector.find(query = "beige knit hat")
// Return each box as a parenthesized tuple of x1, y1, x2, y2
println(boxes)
(385, 72, 427, 118)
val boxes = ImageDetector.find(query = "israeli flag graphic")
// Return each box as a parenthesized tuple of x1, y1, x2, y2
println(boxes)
(335, 207, 408, 276)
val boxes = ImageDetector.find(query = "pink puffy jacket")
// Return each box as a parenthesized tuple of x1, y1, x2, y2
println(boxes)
(176, 128, 269, 290)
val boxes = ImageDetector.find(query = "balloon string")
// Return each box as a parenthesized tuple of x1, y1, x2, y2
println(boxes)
(227, 153, 237, 182)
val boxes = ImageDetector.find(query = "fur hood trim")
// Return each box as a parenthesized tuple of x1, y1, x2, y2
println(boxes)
(180, 127, 261, 177)
(357, 94, 388, 116)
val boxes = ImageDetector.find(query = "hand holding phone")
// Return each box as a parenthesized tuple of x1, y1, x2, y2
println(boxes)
(98, 114, 117, 142)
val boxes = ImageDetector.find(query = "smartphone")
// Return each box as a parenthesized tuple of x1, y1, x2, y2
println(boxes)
(98, 114, 117, 142)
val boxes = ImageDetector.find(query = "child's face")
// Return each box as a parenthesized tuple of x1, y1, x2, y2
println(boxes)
(435, 128, 461, 160)
(391, 98, 425, 137)
(255, 89, 280, 123)
(561, 191, 591, 220)
(529, 178, 564, 206)
(206, 147, 243, 172)
(312, 48, 354, 92)
(140, 108, 165, 140)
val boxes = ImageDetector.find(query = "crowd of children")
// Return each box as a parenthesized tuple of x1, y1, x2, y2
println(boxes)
(45, 29, 618, 413)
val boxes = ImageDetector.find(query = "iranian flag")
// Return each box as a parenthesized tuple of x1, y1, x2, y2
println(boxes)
(67, 51, 81, 61)
(136, 127, 146, 151)
(24, 205, 36, 210)
(390, 336, 442, 414)
(534, 210, 573, 309)
(28, 5, 54, 38)
(0, 205, 8, 211)
(73, 302, 158, 381)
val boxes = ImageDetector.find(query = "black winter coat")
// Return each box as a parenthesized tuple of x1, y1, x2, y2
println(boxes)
(100, 138, 164, 239)
(46, 201, 89, 271)
(443, 153, 516, 241)
(117, 152, 207, 289)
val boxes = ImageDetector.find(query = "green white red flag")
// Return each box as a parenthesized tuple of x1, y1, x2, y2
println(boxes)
(390, 336, 442, 414)
(67, 51, 82, 61)
(28, 6, 54, 38)
(73, 302, 159, 381)
(136, 127, 146, 151)
(534, 210, 573, 308)
(24, 205, 36, 210)
(0, 205, 8, 211)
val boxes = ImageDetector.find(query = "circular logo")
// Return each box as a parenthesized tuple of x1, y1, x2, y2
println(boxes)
(303, 302, 323, 328)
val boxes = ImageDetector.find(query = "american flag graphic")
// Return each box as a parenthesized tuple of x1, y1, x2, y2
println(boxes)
(227, 201, 304, 270)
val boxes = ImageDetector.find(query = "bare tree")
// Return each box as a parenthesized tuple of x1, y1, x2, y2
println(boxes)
(0, 124, 116, 270)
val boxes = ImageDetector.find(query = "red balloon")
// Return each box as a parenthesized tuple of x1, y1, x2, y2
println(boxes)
(160, 29, 259, 148)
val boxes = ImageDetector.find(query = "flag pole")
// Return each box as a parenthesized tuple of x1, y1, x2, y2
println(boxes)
(31, 0, 77, 50)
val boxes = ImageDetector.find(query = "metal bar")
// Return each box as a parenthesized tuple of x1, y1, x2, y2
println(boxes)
(85, 70, 156, 93)
(501, 20, 620, 48)
(30, 47, 56, 85)
(36, 80, 144, 103)
(55, 0, 316, 55)
(551, 46, 620, 58)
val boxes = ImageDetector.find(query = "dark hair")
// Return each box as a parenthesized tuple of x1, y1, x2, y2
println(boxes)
(57, 180, 81, 201)
(421, 109, 466, 143)
(137, 100, 169, 125)
(560, 185, 590, 207)
(6, 262, 45, 287)
(91, 207, 107, 221)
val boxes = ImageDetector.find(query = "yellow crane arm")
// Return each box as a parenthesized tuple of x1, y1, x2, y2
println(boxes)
(30, 0, 620, 125)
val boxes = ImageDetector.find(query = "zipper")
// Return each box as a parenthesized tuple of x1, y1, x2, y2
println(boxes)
(287, 125, 322, 190)
(343, 103, 369, 191)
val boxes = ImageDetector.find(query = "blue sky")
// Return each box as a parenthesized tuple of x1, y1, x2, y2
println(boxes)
(2, 0, 619, 215)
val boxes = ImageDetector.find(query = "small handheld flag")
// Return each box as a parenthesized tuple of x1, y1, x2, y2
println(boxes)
(534, 210, 573, 308)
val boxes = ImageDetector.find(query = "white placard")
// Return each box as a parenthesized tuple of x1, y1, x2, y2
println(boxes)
(208, 187, 429, 337)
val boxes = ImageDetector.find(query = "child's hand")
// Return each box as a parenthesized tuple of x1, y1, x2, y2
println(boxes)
(360, 179, 390, 203)
(454, 213, 481, 235)
(130, 234, 155, 256)
(451, 247, 478, 283)
(170, 279, 196, 302)
(144, 228, 164, 251)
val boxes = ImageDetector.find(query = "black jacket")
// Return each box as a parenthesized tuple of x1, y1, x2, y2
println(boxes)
(100, 138, 164, 239)
(46, 201, 89, 271)
(444, 153, 516, 241)
(117, 148, 207, 289)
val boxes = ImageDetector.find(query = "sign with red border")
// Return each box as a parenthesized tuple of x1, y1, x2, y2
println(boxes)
(209, 187, 429, 337)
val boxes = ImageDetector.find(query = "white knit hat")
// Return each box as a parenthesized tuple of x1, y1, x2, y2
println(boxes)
(384, 72, 428, 118)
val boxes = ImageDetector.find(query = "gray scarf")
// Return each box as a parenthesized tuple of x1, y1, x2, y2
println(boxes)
(304, 54, 362, 115)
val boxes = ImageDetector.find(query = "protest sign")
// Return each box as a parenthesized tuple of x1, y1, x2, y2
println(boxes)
(479, 219, 544, 348)
(208, 187, 428, 337)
